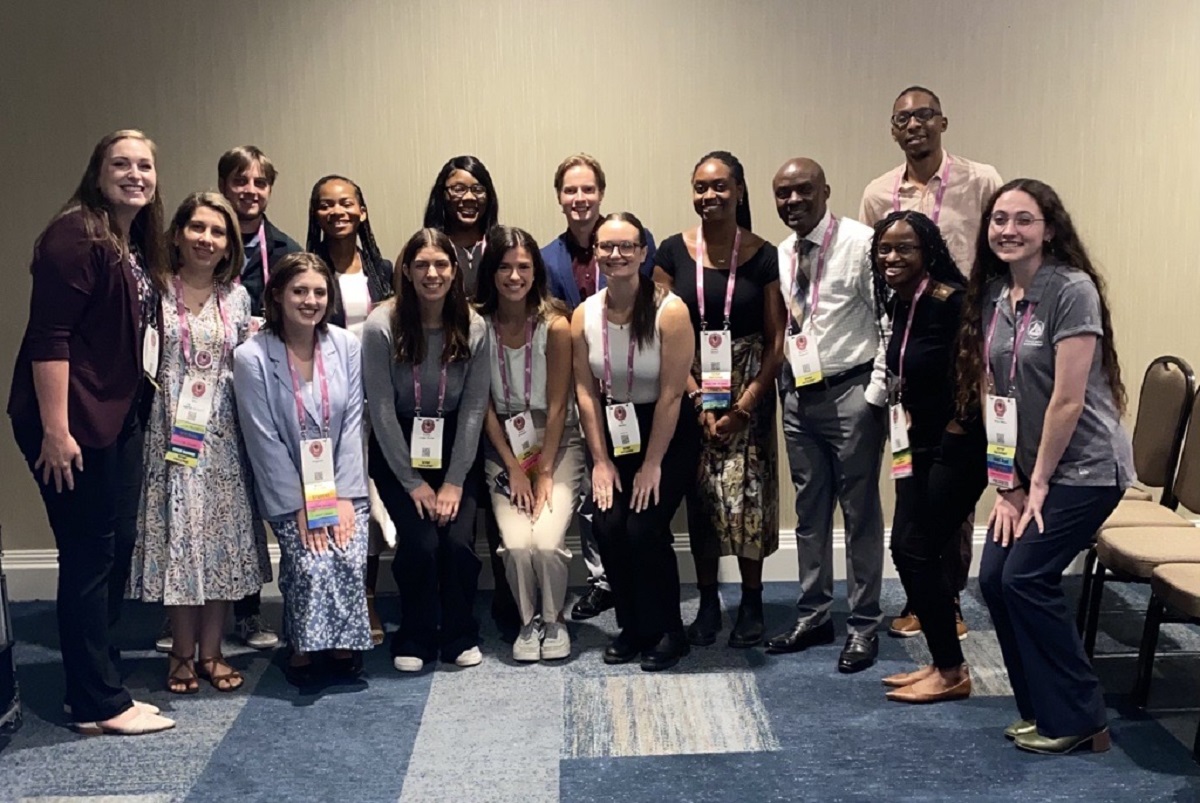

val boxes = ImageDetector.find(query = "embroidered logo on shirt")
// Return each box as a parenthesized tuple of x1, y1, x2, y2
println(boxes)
(1026, 319, 1046, 347)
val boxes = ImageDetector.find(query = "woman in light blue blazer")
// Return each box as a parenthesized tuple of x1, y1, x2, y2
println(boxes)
(233, 252, 372, 685)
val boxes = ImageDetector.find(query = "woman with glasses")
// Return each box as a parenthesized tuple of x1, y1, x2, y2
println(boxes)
(423, 155, 499, 297)
(652, 151, 784, 649)
(363, 229, 491, 672)
(572, 212, 699, 671)
(476, 226, 583, 662)
(960, 179, 1133, 754)
(868, 211, 985, 704)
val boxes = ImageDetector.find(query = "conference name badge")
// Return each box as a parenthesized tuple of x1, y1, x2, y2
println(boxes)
(606, 402, 641, 456)
(985, 394, 1019, 489)
(504, 411, 542, 475)
(165, 374, 215, 468)
(300, 437, 339, 529)
(699, 329, 733, 410)
(889, 403, 913, 480)
(786, 332, 824, 387)
(411, 416, 445, 469)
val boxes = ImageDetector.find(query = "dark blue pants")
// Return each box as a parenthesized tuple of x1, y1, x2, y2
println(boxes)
(980, 483, 1121, 738)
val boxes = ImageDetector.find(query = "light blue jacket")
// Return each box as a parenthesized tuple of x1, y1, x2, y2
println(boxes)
(232, 326, 367, 520)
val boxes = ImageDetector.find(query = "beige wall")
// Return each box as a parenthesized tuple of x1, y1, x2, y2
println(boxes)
(2, 0, 1198, 551)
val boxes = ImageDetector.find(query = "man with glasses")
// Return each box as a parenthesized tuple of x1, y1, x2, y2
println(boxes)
(860, 87, 1002, 642)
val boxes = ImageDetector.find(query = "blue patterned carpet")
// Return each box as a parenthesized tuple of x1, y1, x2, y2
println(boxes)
(1, 579, 1198, 802)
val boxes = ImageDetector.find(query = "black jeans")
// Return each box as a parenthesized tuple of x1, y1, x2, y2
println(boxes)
(369, 413, 483, 663)
(109, 389, 147, 635)
(594, 400, 700, 647)
(14, 414, 137, 722)
(890, 426, 986, 668)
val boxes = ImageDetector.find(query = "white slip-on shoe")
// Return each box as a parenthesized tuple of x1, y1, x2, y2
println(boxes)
(393, 656, 424, 673)
(454, 646, 483, 667)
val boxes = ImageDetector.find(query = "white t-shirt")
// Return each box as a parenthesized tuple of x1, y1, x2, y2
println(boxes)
(338, 271, 371, 337)
(583, 289, 679, 405)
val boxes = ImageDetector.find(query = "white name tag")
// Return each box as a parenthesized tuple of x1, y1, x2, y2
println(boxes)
(985, 393, 1019, 489)
(300, 436, 338, 529)
(504, 411, 541, 474)
(411, 416, 445, 469)
(142, 327, 160, 380)
(889, 403, 913, 479)
(606, 402, 641, 456)
(785, 332, 824, 387)
(700, 329, 733, 409)
(164, 373, 215, 468)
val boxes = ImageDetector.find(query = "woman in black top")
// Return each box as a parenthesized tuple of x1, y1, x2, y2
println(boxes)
(873, 210, 986, 704)
(653, 151, 785, 649)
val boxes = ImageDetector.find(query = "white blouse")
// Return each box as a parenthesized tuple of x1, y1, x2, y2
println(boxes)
(583, 289, 679, 405)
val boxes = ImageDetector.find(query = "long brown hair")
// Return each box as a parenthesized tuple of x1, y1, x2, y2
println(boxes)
(262, 253, 337, 338)
(165, 192, 245, 287)
(391, 228, 473, 364)
(955, 178, 1126, 416)
(56, 129, 167, 289)
(472, 225, 566, 325)
(591, 212, 665, 349)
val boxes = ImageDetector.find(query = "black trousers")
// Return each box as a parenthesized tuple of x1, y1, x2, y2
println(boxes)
(594, 400, 700, 647)
(369, 413, 483, 663)
(14, 413, 137, 722)
(980, 483, 1121, 738)
(109, 382, 149, 635)
(890, 426, 986, 668)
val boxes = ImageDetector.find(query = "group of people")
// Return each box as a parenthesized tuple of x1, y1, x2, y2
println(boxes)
(10, 85, 1133, 757)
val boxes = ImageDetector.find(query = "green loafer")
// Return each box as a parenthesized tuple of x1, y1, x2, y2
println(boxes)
(1014, 727, 1110, 755)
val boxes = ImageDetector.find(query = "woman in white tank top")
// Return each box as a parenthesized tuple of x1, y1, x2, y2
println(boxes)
(572, 212, 700, 672)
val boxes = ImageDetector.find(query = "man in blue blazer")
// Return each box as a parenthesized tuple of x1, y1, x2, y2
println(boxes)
(541, 154, 656, 620)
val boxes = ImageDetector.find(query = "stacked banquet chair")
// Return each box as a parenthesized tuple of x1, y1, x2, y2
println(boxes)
(1134, 563, 1200, 762)
(1077, 356, 1196, 645)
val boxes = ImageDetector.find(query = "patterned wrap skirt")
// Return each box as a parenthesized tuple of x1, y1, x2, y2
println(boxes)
(686, 333, 780, 561)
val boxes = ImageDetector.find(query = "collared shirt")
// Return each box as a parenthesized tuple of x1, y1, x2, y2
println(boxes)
(984, 263, 1134, 488)
(777, 212, 887, 406)
(859, 150, 1002, 273)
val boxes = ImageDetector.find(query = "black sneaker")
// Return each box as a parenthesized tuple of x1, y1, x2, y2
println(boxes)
(571, 585, 614, 621)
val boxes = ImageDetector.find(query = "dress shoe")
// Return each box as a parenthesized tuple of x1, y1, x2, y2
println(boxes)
(640, 631, 690, 672)
(888, 609, 922, 638)
(955, 611, 969, 640)
(881, 666, 936, 688)
(765, 618, 835, 654)
(1014, 727, 1110, 755)
(1003, 718, 1037, 741)
(728, 587, 764, 648)
(837, 633, 879, 673)
(572, 585, 614, 621)
(886, 675, 971, 703)
(603, 630, 641, 664)
(686, 585, 722, 646)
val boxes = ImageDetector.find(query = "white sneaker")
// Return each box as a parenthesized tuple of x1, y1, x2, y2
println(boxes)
(541, 621, 571, 661)
(155, 618, 173, 654)
(454, 646, 483, 667)
(513, 622, 542, 662)
(393, 656, 424, 673)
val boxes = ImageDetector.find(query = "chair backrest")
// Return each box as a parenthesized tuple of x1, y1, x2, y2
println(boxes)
(1170, 388, 1200, 515)
(1132, 356, 1194, 508)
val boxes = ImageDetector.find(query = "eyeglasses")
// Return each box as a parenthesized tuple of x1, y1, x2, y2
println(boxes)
(594, 240, 641, 257)
(989, 212, 1044, 229)
(876, 243, 920, 258)
(890, 107, 940, 127)
(445, 183, 487, 199)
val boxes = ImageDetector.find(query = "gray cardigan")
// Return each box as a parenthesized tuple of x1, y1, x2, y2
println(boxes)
(361, 303, 490, 492)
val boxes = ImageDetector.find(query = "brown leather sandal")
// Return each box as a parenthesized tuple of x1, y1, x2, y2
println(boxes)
(167, 653, 200, 695)
(197, 656, 244, 692)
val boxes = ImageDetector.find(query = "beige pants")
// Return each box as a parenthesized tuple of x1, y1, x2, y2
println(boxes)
(485, 432, 585, 624)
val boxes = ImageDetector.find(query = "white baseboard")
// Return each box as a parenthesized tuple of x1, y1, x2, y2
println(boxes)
(1, 527, 1077, 602)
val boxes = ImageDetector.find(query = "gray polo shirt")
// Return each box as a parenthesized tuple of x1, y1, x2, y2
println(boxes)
(985, 263, 1134, 488)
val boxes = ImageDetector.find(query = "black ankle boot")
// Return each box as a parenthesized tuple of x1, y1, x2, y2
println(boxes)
(729, 586, 764, 648)
(686, 585, 722, 646)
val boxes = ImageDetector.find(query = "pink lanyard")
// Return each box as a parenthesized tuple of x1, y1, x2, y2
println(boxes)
(895, 277, 931, 396)
(788, 216, 839, 333)
(695, 227, 742, 330)
(175, 277, 232, 369)
(600, 294, 636, 405)
(257, 221, 270, 287)
(984, 289, 1037, 393)
(494, 317, 535, 413)
(892, 155, 953, 225)
(413, 360, 449, 418)
(285, 335, 331, 439)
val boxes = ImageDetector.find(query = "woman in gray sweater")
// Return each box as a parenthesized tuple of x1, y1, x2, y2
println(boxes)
(362, 228, 491, 672)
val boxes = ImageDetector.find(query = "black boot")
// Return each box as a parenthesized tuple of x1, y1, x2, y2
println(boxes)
(729, 586, 764, 648)
(686, 585, 722, 646)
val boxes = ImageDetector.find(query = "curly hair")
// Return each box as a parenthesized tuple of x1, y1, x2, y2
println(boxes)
(955, 178, 1126, 417)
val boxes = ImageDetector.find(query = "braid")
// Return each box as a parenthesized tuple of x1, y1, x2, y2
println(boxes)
(357, 218, 392, 302)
